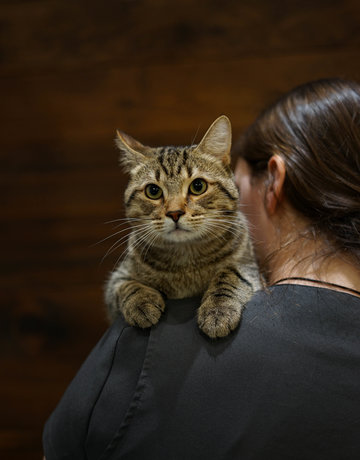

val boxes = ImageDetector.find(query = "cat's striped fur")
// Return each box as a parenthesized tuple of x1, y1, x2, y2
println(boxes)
(105, 116, 261, 338)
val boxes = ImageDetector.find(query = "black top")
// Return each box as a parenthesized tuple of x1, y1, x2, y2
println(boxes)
(43, 285, 360, 460)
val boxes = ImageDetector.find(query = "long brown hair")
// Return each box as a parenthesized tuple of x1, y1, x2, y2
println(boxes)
(234, 78, 360, 266)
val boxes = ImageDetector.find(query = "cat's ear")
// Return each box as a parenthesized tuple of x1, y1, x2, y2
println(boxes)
(115, 130, 150, 173)
(195, 115, 232, 165)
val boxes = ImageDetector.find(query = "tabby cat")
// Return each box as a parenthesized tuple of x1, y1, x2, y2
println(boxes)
(105, 116, 261, 338)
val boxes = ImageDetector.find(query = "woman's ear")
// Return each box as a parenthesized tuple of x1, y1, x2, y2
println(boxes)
(265, 155, 286, 215)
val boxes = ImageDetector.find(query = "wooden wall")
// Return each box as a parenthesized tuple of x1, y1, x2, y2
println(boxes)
(1, 0, 360, 457)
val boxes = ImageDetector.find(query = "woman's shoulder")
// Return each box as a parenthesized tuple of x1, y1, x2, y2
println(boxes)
(245, 283, 360, 319)
(241, 284, 360, 348)
(43, 287, 360, 459)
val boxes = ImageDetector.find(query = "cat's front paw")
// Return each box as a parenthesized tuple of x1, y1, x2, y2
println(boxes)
(122, 286, 165, 329)
(197, 296, 242, 339)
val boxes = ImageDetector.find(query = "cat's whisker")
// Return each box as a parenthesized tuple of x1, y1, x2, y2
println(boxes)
(190, 214, 240, 226)
(147, 234, 162, 257)
(98, 234, 131, 263)
(108, 242, 130, 272)
(93, 222, 152, 247)
(206, 218, 241, 230)
(133, 231, 156, 253)
(205, 221, 240, 239)
(122, 235, 155, 266)
(208, 225, 240, 238)
(141, 231, 161, 261)
(205, 225, 241, 236)
(102, 225, 154, 264)
(111, 221, 140, 230)
(190, 124, 201, 146)
(209, 208, 254, 218)
(105, 217, 153, 224)
(104, 218, 131, 225)
(205, 220, 236, 235)
(101, 233, 135, 265)
(124, 225, 156, 249)
(123, 227, 158, 260)
(207, 215, 257, 232)
(206, 217, 240, 224)
(103, 237, 129, 262)
(111, 228, 155, 270)
(111, 218, 155, 229)
(206, 214, 241, 221)
(104, 217, 153, 231)
(201, 225, 228, 243)
(108, 225, 152, 250)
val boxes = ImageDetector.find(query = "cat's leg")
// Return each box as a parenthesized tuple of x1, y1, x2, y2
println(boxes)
(197, 266, 256, 339)
(105, 270, 165, 328)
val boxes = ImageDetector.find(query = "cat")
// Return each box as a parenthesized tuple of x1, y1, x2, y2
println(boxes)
(105, 115, 262, 338)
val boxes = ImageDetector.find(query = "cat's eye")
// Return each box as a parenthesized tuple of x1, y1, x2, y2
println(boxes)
(189, 178, 207, 195)
(145, 184, 163, 200)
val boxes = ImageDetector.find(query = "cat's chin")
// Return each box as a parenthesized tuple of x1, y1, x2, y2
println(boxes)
(162, 229, 197, 243)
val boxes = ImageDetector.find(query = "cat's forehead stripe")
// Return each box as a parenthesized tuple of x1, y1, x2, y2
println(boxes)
(158, 156, 169, 176)
(146, 145, 232, 184)
(154, 146, 193, 178)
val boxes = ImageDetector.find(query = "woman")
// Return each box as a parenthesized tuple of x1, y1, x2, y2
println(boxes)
(43, 78, 360, 460)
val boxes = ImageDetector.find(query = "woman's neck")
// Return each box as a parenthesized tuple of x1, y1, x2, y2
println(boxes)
(268, 241, 360, 296)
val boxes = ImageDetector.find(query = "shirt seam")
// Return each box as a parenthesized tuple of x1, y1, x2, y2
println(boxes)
(84, 323, 131, 454)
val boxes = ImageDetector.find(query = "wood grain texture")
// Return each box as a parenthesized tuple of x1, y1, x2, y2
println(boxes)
(1, 0, 360, 457)
(1, 0, 360, 76)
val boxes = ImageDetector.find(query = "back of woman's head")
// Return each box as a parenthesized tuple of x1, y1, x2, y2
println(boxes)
(234, 77, 360, 265)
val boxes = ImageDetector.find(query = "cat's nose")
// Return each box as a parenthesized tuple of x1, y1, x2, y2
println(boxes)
(166, 210, 185, 222)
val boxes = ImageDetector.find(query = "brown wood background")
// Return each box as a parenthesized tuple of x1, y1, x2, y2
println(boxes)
(1, 0, 360, 458)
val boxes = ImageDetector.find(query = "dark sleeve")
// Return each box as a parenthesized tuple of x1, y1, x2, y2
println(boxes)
(42, 316, 150, 460)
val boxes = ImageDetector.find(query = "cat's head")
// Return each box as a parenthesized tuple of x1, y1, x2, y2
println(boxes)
(115, 116, 240, 244)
